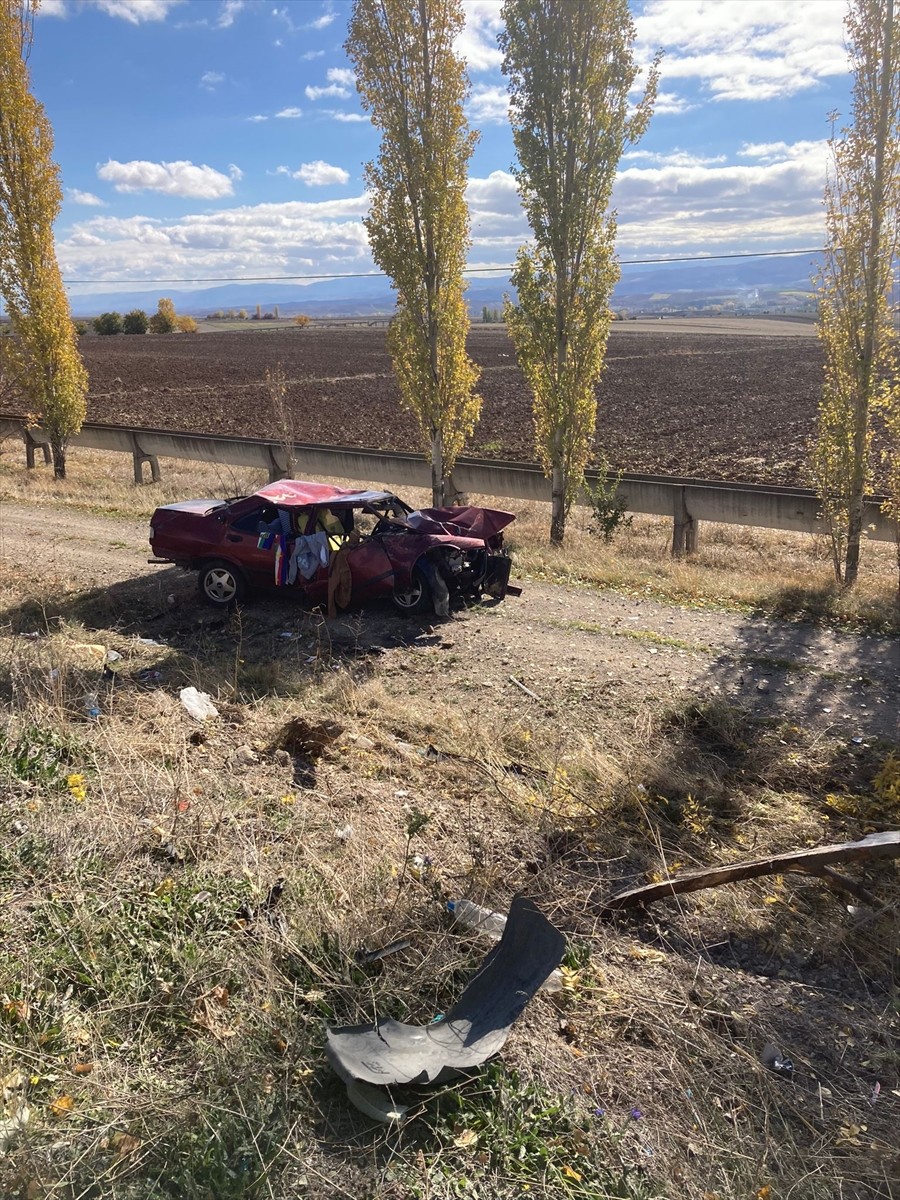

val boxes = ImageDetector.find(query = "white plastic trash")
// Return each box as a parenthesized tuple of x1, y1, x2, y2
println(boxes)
(179, 686, 219, 721)
(449, 899, 564, 993)
(449, 898, 508, 939)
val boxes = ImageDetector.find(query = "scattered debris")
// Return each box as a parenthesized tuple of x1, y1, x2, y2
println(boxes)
(236, 879, 287, 937)
(510, 675, 542, 701)
(105, 649, 122, 663)
(82, 692, 101, 720)
(600, 831, 900, 914)
(345, 1078, 410, 1123)
(449, 898, 564, 992)
(334, 824, 353, 842)
(760, 1043, 794, 1077)
(179, 687, 219, 721)
(355, 938, 412, 965)
(756, 679, 770, 694)
(325, 895, 564, 1092)
(348, 733, 375, 752)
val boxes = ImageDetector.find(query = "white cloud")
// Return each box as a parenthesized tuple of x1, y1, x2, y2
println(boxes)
(653, 91, 698, 116)
(58, 195, 372, 286)
(302, 49, 325, 60)
(58, 141, 833, 289)
(66, 188, 106, 207)
(92, 0, 182, 22)
(612, 140, 830, 254)
(306, 3, 336, 30)
(228, 164, 243, 181)
(246, 113, 268, 122)
(325, 110, 369, 123)
(468, 83, 507, 124)
(275, 106, 303, 119)
(327, 67, 355, 87)
(622, 149, 727, 168)
(635, 0, 848, 102)
(457, 0, 503, 71)
(200, 70, 225, 90)
(216, 0, 243, 27)
(305, 83, 349, 101)
(39, 0, 182, 17)
(463, 140, 832, 262)
(738, 140, 826, 164)
(295, 160, 351, 187)
(97, 159, 236, 199)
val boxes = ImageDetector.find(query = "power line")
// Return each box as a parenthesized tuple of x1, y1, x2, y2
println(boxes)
(61, 246, 827, 287)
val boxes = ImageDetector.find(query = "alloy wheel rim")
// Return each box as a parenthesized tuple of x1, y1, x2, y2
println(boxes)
(207, 568, 237, 602)
(394, 579, 423, 608)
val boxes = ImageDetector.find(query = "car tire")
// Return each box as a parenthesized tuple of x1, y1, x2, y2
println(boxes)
(198, 560, 249, 608)
(392, 567, 432, 616)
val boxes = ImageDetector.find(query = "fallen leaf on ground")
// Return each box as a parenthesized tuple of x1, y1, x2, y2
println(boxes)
(50, 1094, 74, 1119)
(453, 1128, 478, 1149)
(110, 1131, 142, 1159)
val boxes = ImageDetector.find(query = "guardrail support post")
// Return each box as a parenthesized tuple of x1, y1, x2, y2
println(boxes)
(268, 447, 288, 483)
(672, 488, 699, 557)
(131, 435, 161, 484)
(24, 430, 51, 469)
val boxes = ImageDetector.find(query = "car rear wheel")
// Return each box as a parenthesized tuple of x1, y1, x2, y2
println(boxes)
(392, 567, 432, 616)
(198, 560, 248, 608)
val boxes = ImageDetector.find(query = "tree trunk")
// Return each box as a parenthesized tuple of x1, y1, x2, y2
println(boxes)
(51, 439, 66, 480)
(550, 462, 566, 544)
(845, 0, 895, 589)
(431, 428, 444, 507)
(844, 455, 866, 587)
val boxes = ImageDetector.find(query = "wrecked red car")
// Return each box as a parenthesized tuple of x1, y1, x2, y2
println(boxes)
(149, 480, 517, 616)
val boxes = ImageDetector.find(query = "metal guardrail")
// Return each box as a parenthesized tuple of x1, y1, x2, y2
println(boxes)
(0, 414, 894, 552)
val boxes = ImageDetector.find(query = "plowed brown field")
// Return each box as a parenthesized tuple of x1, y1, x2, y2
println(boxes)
(75, 323, 828, 485)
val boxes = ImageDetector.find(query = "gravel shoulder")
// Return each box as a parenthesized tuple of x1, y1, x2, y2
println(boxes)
(2, 499, 896, 742)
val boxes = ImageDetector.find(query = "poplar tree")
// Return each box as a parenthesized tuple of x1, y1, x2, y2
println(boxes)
(813, 0, 900, 587)
(346, 0, 480, 506)
(0, 0, 87, 478)
(500, 0, 659, 543)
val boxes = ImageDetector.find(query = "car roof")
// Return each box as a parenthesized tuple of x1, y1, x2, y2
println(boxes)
(253, 480, 397, 507)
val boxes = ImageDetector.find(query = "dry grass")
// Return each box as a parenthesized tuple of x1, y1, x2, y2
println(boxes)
(0, 444, 898, 1198)
(0, 575, 897, 1198)
(506, 501, 899, 635)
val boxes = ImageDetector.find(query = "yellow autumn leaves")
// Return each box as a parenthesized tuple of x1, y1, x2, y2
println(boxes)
(0, 1, 88, 478)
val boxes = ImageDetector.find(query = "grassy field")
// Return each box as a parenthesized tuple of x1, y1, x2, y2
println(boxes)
(0, 450, 898, 1199)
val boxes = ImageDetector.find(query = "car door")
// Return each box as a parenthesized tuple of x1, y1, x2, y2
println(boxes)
(221, 503, 289, 589)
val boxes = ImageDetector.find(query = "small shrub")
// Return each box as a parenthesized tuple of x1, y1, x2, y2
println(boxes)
(582, 461, 632, 542)
(293, 314, 310, 328)
(177, 315, 199, 334)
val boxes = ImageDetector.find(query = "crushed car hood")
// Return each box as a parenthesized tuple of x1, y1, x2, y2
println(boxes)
(405, 506, 515, 540)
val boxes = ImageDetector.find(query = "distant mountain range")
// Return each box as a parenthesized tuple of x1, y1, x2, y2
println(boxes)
(49, 252, 823, 319)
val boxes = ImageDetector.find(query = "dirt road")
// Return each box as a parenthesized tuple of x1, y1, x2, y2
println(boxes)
(1, 500, 897, 741)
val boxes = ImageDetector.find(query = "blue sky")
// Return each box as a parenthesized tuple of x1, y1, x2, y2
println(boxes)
(28, 0, 853, 300)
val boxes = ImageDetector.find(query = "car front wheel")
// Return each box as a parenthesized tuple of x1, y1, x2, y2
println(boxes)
(198, 560, 248, 607)
(392, 567, 432, 616)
